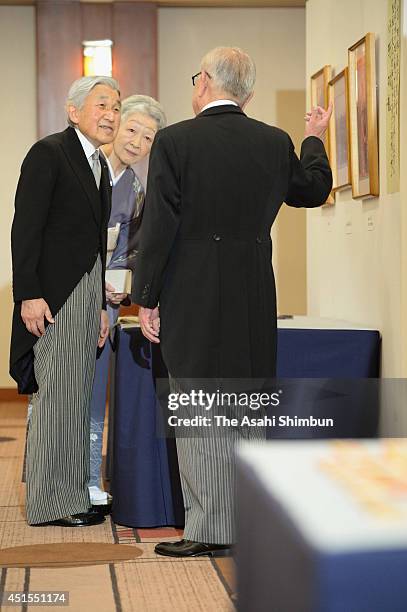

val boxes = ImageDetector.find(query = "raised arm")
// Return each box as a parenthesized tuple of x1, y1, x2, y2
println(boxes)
(285, 103, 333, 207)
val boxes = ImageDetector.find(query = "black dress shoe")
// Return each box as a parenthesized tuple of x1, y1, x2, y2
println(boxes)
(154, 539, 231, 558)
(33, 510, 105, 527)
(91, 502, 112, 516)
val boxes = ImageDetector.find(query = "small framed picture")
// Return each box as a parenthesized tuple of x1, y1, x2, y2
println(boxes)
(311, 65, 334, 205)
(348, 33, 379, 198)
(328, 68, 351, 191)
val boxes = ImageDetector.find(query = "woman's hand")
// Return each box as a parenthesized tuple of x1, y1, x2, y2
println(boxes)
(106, 281, 128, 305)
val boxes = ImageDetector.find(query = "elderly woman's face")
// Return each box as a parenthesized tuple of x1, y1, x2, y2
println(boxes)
(113, 111, 158, 166)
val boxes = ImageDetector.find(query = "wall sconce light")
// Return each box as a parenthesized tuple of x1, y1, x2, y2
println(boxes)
(82, 40, 113, 77)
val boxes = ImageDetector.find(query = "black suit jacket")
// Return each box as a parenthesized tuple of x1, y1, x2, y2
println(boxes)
(10, 126, 111, 393)
(132, 105, 332, 378)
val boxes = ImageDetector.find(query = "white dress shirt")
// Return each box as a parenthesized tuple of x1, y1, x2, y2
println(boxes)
(75, 128, 98, 168)
(201, 99, 239, 112)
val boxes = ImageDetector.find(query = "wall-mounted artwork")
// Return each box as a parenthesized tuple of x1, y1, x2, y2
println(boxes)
(311, 65, 334, 205)
(348, 33, 379, 198)
(328, 68, 351, 191)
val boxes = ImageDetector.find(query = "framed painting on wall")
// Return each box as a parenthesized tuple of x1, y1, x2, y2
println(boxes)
(328, 68, 351, 191)
(348, 33, 379, 198)
(311, 65, 334, 204)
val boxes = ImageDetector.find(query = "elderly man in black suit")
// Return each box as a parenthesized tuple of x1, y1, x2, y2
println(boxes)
(10, 76, 121, 527)
(133, 47, 332, 556)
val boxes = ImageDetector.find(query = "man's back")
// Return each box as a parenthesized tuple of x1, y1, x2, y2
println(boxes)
(161, 106, 291, 235)
(133, 104, 331, 378)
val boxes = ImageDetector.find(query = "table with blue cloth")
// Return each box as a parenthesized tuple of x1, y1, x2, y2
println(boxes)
(109, 316, 381, 527)
(273, 316, 381, 440)
(110, 323, 184, 528)
(236, 440, 407, 612)
(276, 316, 380, 378)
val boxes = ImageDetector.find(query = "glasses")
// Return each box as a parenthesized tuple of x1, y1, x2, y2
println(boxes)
(191, 71, 212, 86)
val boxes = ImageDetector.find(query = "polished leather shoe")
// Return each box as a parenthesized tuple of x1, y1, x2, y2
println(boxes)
(91, 502, 112, 516)
(154, 539, 231, 557)
(33, 510, 105, 527)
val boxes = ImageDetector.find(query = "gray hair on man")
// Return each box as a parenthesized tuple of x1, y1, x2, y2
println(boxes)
(66, 76, 120, 127)
(201, 47, 256, 105)
(121, 94, 167, 131)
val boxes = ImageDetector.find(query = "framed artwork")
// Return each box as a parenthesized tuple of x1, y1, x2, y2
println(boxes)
(328, 68, 351, 191)
(348, 33, 379, 198)
(311, 65, 334, 205)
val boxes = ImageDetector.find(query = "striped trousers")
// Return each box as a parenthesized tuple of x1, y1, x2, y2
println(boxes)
(89, 303, 120, 488)
(170, 377, 266, 545)
(26, 257, 102, 525)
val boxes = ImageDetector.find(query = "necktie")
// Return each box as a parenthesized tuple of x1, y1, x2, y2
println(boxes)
(91, 150, 101, 189)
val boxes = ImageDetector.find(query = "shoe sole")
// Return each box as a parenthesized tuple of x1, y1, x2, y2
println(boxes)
(155, 548, 231, 558)
(31, 518, 105, 527)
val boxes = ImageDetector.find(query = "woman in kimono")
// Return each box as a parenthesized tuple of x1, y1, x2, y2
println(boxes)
(89, 95, 166, 511)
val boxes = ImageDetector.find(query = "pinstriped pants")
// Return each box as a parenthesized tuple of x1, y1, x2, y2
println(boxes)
(170, 377, 266, 545)
(26, 256, 102, 525)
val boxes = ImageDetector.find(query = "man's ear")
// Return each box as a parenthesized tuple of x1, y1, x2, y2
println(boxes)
(241, 91, 254, 110)
(67, 104, 79, 125)
(197, 71, 210, 97)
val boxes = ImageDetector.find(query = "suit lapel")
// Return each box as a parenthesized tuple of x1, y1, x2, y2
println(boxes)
(60, 127, 101, 224)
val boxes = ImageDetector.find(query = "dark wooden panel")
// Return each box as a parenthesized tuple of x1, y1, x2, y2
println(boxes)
(37, 0, 82, 137)
(37, 1, 157, 136)
(112, 2, 157, 99)
(81, 2, 112, 41)
(0, 388, 28, 402)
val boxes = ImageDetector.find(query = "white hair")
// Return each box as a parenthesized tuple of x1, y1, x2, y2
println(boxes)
(120, 94, 167, 131)
(201, 47, 256, 105)
(66, 76, 120, 127)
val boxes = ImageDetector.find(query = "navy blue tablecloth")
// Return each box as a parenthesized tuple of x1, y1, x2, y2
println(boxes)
(271, 327, 381, 440)
(110, 327, 184, 528)
(110, 324, 381, 527)
(277, 328, 380, 378)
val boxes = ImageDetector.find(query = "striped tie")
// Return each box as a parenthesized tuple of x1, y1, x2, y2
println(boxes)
(91, 150, 101, 188)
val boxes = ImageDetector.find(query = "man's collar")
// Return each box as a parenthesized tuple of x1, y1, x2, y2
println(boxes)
(197, 104, 246, 119)
(201, 99, 239, 113)
(74, 128, 97, 160)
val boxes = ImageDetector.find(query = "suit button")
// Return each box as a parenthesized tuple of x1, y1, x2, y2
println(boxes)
(256, 237, 262, 244)
(212, 234, 221, 242)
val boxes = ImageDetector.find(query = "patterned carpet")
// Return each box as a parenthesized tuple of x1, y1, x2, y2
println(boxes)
(0, 402, 235, 611)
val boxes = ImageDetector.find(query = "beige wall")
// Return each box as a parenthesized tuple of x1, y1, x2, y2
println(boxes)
(274, 90, 307, 315)
(306, 0, 402, 377)
(158, 7, 305, 125)
(400, 1, 407, 376)
(0, 7, 37, 387)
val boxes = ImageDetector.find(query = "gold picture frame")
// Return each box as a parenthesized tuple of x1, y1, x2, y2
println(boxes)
(328, 68, 352, 191)
(348, 33, 379, 198)
(311, 65, 334, 205)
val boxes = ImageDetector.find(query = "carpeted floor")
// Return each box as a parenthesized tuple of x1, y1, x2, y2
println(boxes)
(0, 402, 235, 611)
